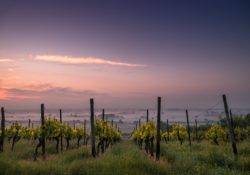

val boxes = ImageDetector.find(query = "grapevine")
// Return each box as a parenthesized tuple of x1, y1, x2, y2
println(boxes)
(132, 121, 156, 156)
(95, 120, 122, 154)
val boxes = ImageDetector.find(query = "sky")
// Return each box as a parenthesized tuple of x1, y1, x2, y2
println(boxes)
(0, 0, 250, 109)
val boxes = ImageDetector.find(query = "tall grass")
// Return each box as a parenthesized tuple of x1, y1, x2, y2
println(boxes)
(160, 139, 250, 175)
(0, 140, 168, 175)
(0, 139, 249, 175)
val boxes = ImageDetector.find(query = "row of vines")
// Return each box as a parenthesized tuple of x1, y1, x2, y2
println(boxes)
(131, 95, 250, 160)
(132, 116, 250, 156)
(0, 112, 121, 160)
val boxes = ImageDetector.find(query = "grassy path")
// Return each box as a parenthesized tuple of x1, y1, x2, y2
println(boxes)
(0, 140, 249, 175)
(67, 141, 168, 175)
(0, 141, 168, 175)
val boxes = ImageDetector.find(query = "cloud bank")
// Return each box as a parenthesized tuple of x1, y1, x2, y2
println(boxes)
(0, 58, 13, 62)
(0, 85, 106, 100)
(35, 55, 146, 67)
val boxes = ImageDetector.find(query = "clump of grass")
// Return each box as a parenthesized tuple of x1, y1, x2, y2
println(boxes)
(161, 144, 176, 163)
(208, 150, 234, 168)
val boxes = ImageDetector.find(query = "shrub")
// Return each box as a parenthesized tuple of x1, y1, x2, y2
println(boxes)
(206, 125, 226, 145)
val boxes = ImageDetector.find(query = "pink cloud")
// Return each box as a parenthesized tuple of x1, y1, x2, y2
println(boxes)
(34, 54, 147, 67)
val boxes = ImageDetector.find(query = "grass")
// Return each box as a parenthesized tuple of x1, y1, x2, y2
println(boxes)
(0, 139, 249, 175)
(160, 140, 250, 175)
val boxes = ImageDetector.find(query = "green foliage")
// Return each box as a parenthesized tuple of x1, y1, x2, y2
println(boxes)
(42, 118, 63, 139)
(4, 118, 91, 153)
(19, 127, 33, 139)
(63, 123, 74, 140)
(169, 124, 188, 145)
(131, 121, 156, 155)
(206, 125, 226, 145)
(132, 121, 156, 141)
(6, 122, 22, 139)
(74, 127, 85, 139)
(95, 120, 122, 142)
(234, 127, 249, 141)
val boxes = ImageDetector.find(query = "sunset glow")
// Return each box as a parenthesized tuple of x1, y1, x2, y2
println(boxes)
(0, 0, 250, 109)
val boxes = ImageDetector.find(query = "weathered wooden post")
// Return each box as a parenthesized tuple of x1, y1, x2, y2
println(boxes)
(138, 119, 141, 127)
(28, 119, 31, 128)
(186, 109, 191, 147)
(222, 94, 237, 157)
(111, 120, 113, 127)
(84, 120, 87, 145)
(101, 109, 105, 152)
(229, 110, 235, 128)
(156, 97, 161, 161)
(166, 119, 170, 141)
(59, 109, 63, 152)
(195, 119, 198, 142)
(0, 107, 5, 152)
(102, 109, 105, 121)
(41, 104, 46, 159)
(229, 109, 236, 139)
(90, 98, 96, 157)
(146, 109, 149, 122)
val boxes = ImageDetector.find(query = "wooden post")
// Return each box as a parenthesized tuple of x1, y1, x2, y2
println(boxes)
(135, 123, 137, 130)
(84, 119, 87, 145)
(28, 119, 31, 128)
(138, 119, 141, 127)
(41, 104, 45, 159)
(102, 109, 105, 121)
(222, 94, 237, 157)
(229, 110, 234, 129)
(90, 98, 96, 157)
(195, 119, 198, 142)
(59, 109, 63, 152)
(101, 109, 105, 152)
(156, 97, 161, 161)
(229, 109, 236, 140)
(166, 119, 170, 141)
(111, 120, 113, 127)
(186, 109, 191, 147)
(146, 109, 149, 122)
(0, 107, 5, 152)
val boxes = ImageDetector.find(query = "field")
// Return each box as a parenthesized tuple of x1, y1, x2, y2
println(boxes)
(0, 99, 249, 175)
(0, 139, 249, 175)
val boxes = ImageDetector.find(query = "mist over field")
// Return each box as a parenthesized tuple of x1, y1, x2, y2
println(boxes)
(0, 1, 250, 175)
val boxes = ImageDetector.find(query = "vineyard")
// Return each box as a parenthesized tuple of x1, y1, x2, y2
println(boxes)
(0, 95, 250, 175)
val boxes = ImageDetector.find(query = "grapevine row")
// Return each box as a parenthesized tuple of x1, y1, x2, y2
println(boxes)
(0, 117, 121, 159)
(132, 121, 250, 156)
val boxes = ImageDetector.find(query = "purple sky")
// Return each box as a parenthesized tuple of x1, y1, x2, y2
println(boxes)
(0, 0, 250, 109)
